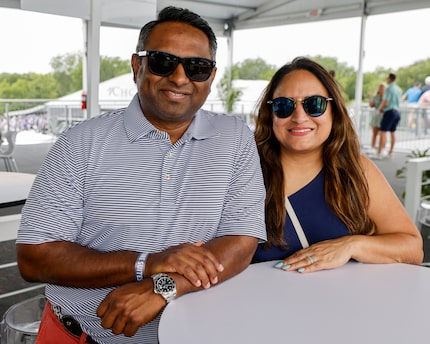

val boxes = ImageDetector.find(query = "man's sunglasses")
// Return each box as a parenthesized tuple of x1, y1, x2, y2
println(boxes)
(137, 50, 216, 82)
(267, 95, 333, 118)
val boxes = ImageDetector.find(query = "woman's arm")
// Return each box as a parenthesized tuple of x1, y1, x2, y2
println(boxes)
(276, 156, 423, 273)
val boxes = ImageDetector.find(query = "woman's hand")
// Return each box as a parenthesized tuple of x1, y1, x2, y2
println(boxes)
(274, 236, 356, 273)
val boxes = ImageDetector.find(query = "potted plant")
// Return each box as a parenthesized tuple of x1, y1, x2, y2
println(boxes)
(396, 148, 430, 200)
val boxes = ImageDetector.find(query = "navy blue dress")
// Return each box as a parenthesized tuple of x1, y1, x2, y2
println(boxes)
(252, 170, 350, 263)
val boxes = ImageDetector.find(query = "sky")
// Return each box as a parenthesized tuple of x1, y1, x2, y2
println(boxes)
(0, 6, 429, 83)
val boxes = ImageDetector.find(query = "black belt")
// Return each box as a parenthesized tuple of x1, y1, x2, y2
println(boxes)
(51, 305, 99, 344)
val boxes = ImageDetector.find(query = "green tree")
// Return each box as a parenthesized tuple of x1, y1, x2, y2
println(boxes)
(217, 67, 242, 114)
(0, 53, 131, 113)
(396, 59, 430, 91)
(50, 52, 82, 96)
(216, 58, 275, 114)
(312, 55, 356, 102)
(0, 73, 58, 112)
(50, 52, 131, 96)
(233, 58, 277, 80)
(100, 56, 131, 82)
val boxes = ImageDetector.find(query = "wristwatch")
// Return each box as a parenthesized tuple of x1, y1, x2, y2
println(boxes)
(151, 273, 176, 303)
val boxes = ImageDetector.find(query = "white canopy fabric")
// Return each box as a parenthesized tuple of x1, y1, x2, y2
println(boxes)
(2, 0, 430, 117)
(5, 0, 429, 34)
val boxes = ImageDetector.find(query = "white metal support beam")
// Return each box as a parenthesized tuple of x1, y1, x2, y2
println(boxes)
(84, 0, 101, 118)
(354, 1, 367, 120)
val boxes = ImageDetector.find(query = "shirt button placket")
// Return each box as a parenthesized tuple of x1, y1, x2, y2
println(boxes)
(163, 150, 174, 182)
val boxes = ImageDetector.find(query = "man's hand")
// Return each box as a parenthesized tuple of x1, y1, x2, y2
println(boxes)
(97, 279, 166, 337)
(146, 242, 224, 289)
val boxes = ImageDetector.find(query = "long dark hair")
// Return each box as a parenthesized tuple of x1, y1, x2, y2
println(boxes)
(254, 57, 375, 248)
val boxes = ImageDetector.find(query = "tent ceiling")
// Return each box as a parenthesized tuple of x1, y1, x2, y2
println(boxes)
(2, 0, 430, 35)
(159, 0, 430, 35)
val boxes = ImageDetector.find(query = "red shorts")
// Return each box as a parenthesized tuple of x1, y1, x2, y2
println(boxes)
(35, 301, 95, 344)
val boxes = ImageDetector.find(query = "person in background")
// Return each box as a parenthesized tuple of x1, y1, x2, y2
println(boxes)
(402, 81, 422, 103)
(418, 75, 430, 105)
(402, 81, 422, 129)
(252, 57, 422, 272)
(367, 83, 385, 154)
(16, 6, 266, 344)
(418, 86, 430, 132)
(376, 73, 402, 159)
(421, 76, 430, 95)
(419, 88, 430, 104)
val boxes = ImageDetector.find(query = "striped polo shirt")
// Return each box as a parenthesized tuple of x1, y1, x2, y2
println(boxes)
(18, 94, 266, 344)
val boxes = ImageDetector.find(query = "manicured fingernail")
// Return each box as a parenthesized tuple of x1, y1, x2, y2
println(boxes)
(195, 280, 202, 287)
(298, 267, 305, 273)
(281, 264, 291, 270)
(204, 282, 211, 289)
(274, 261, 284, 268)
(212, 276, 218, 284)
(218, 264, 224, 272)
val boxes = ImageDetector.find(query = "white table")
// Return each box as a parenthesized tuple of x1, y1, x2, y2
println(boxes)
(159, 261, 430, 344)
(0, 172, 36, 207)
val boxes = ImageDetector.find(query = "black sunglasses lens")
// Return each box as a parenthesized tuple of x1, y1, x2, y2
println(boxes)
(147, 51, 213, 81)
(303, 96, 328, 117)
(272, 98, 295, 118)
(148, 52, 177, 76)
(184, 58, 214, 81)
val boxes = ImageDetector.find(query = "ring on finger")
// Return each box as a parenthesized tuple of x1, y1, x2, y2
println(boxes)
(306, 255, 315, 265)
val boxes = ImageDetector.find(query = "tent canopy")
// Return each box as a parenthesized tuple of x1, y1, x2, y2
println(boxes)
(3, 0, 429, 33)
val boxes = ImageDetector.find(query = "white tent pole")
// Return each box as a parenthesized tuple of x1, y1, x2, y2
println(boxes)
(82, 19, 88, 119)
(224, 20, 234, 90)
(354, 1, 367, 123)
(85, 0, 101, 118)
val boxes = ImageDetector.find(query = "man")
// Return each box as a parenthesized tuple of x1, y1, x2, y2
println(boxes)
(402, 81, 421, 129)
(421, 76, 430, 95)
(377, 73, 402, 159)
(402, 81, 421, 103)
(16, 6, 266, 344)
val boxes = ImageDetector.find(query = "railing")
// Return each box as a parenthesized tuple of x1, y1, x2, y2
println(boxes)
(1, 99, 429, 141)
(404, 157, 430, 225)
(353, 103, 430, 149)
(0, 98, 131, 135)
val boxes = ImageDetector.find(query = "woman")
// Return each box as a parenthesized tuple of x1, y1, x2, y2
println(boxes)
(253, 57, 423, 272)
(368, 83, 385, 153)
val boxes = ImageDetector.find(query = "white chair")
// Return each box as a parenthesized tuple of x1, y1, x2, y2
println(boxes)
(0, 131, 19, 172)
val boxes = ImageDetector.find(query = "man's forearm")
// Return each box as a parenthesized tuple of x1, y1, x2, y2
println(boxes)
(17, 241, 138, 288)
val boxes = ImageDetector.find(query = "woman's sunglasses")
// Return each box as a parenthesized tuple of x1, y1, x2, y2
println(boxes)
(267, 95, 333, 118)
(137, 50, 216, 82)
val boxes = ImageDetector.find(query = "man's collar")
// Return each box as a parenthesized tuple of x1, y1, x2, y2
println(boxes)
(124, 94, 219, 143)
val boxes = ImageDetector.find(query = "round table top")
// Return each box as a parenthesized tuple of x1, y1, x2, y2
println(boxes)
(159, 261, 430, 344)
(0, 172, 36, 206)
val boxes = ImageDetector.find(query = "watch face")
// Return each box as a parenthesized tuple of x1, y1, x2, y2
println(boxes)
(152, 273, 176, 303)
(156, 275, 175, 293)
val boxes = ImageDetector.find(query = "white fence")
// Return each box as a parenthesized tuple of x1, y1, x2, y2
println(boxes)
(404, 157, 430, 226)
